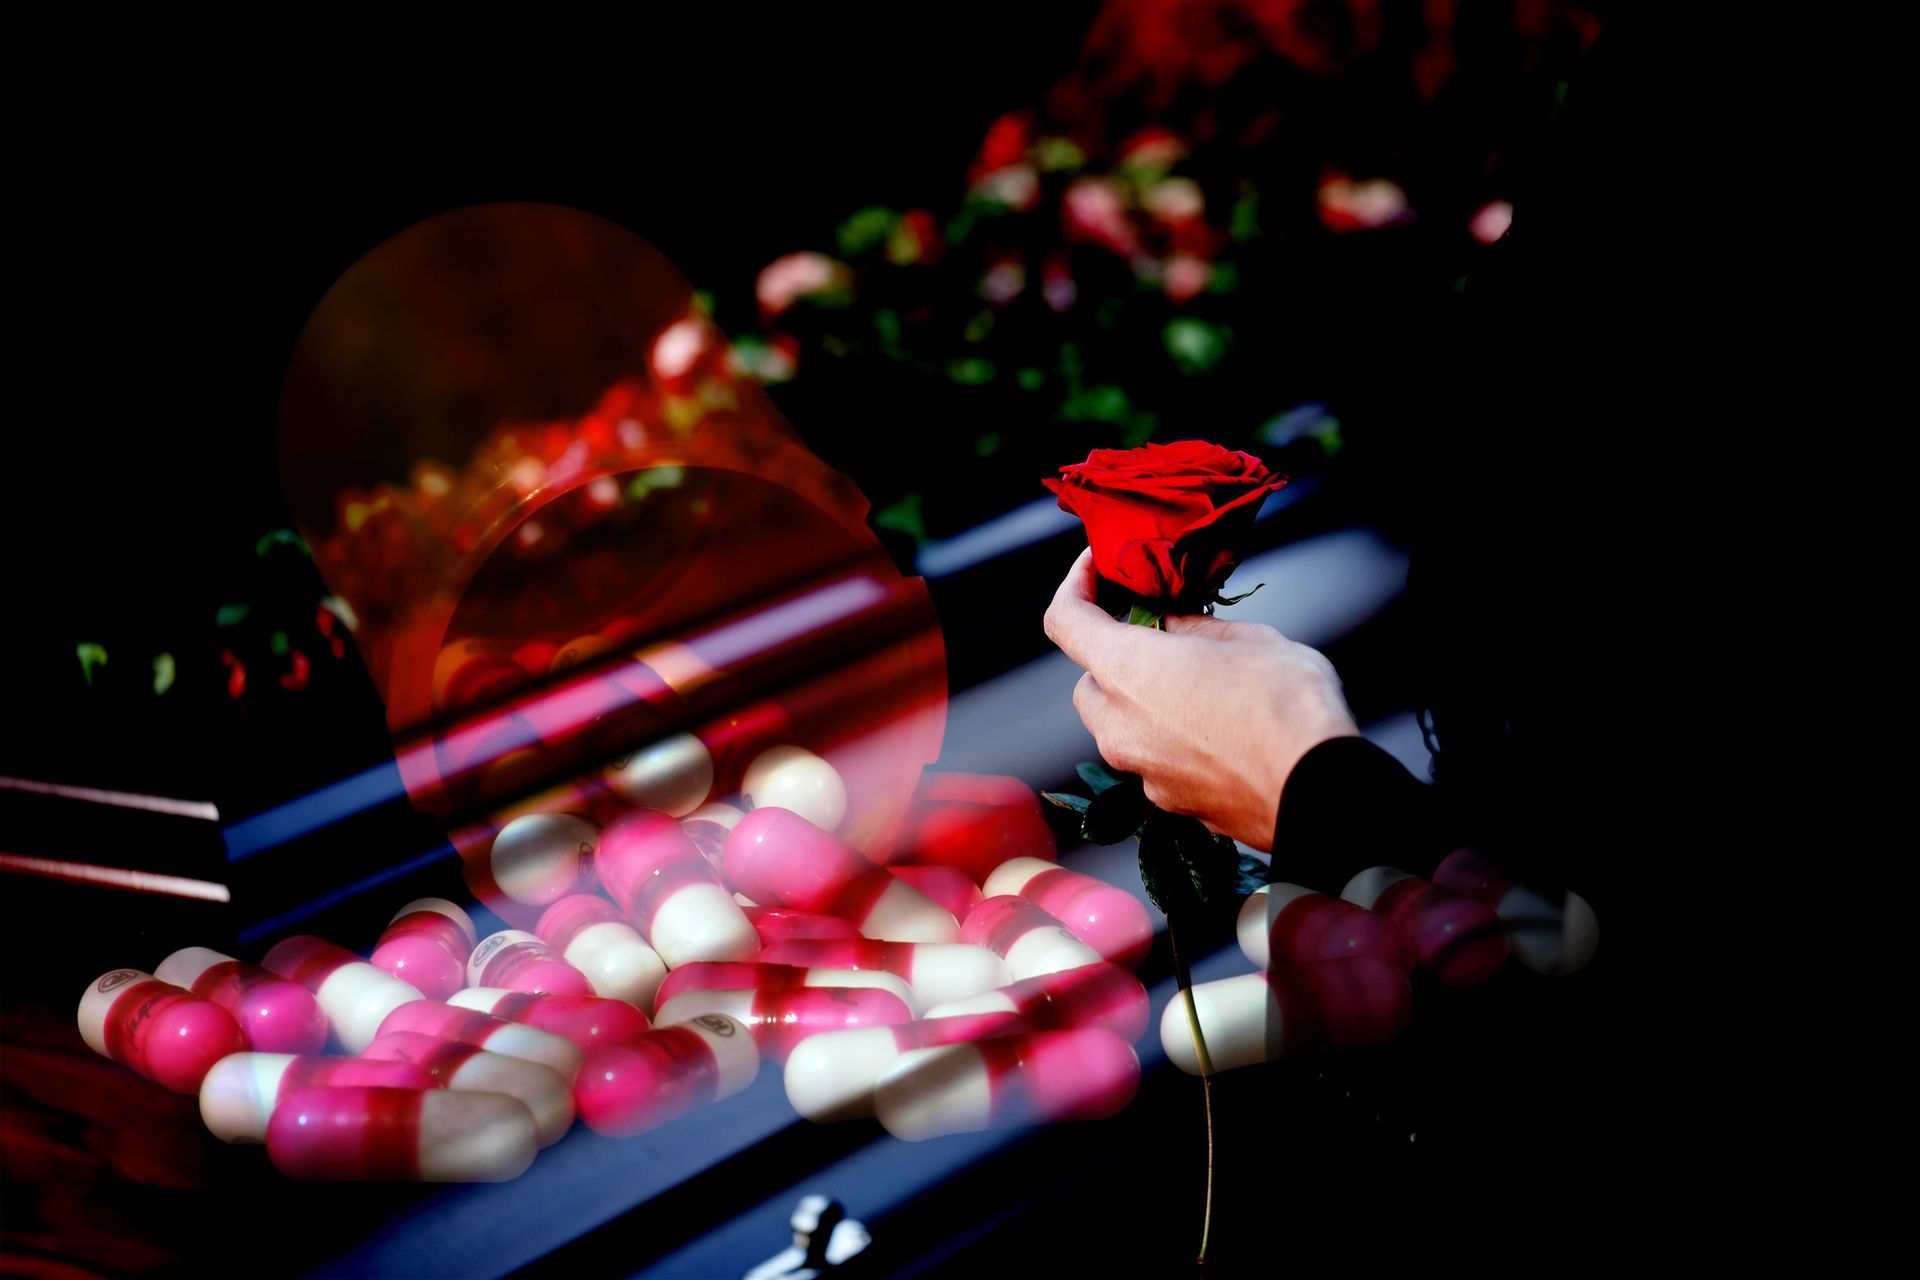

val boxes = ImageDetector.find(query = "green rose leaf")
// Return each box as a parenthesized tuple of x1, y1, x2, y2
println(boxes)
(1040, 790, 1093, 814)
(1075, 761, 1127, 795)
(1082, 777, 1152, 845)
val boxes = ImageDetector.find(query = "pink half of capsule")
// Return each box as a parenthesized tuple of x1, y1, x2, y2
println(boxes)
(920, 962, 1150, 1041)
(959, 896, 1104, 981)
(595, 809, 759, 967)
(1235, 884, 1413, 972)
(652, 985, 914, 1063)
(1342, 867, 1509, 987)
(756, 938, 1012, 1007)
(742, 907, 862, 948)
(199, 1052, 436, 1142)
(467, 930, 593, 997)
(448, 988, 651, 1050)
(376, 999, 583, 1081)
(155, 947, 329, 1055)
(573, 1014, 760, 1138)
(983, 858, 1154, 970)
(873, 1028, 1140, 1140)
(724, 808, 958, 943)
(371, 899, 478, 1002)
(888, 865, 984, 922)
(260, 935, 425, 1053)
(1159, 957, 1414, 1075)
(535, 894, 667, 1009)
(76, 969, 246, 1094)
(265, 1085, 537, 1183)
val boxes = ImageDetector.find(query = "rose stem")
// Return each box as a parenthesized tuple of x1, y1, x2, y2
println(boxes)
(1165, 910, 1216, 1265)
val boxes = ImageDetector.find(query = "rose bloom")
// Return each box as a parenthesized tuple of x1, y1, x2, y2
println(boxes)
(1044, 441, 1287, 604)
(1063, 176, 1140, 257)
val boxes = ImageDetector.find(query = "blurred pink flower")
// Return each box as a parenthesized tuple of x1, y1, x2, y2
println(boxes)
(1470, 200, 1514, 245)
(756, 252, 853, 319)
(1163, 254, 1213, 302)
(1063, 176, 1139, 256)
(972, 164, 1041, 211)
(1316, 174, 1413, 233)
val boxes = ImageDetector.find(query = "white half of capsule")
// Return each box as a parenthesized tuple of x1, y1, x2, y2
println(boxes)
(412, 1091, 539, 1182)
(648, 882, 761, 967)
(315, 964, 426, 1053)
(468, 1017, 583, 1082)
(491, 813, 598, 906)
(660, 1012, 764, 1101)
(1158, 972, 1276, 1076)
(856, 878, 960, 945)
(154, 945, 235, 989)
(199, 1053, 297, 1143)
(398, 1037, 574, 1148)
(466, 930, 547, 986)
(1497, 884, 1601, 975)
(389, 897, 479, 945)
(608, 733, 715, 817)
(1002, 925, 1103, 982)
(872, 1042, 997, 1141)
(742, 745, 847, 832)
(893, 945, 1012, 1007)
(1234, 883, 1320, 968)
(784, 1026, 912, 1122)
(555, 920, 667, 1009)
(1340, 866, 1411, 911)
(981, 856, 1052, 898)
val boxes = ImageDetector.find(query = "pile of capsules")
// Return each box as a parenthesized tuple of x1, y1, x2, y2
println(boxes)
(77, 747, 1597, 1183)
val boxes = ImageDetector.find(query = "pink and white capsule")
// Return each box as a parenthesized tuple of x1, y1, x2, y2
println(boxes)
(199, 1052, 435, 1141)
(154, 946, 328, 1054)
(725, 807, 958, 943)
(377, 999, 583, 1080)
(959, 896, 1103, 981)
(260, 936, 426, 1053)
(574, 1013, 760, 1138)
(784, 1012, 1028, 1121)
(595, 809, 759, 966)
(1234, 883, 1412, 972)
(983, 857, 1154, 969)
(77, 969, 246, 1093)
(1341, 866, 1509, 987)
(742, 745, 847, 832)
(361, 1030, 574, 1147)
(1432, 848, 1599, 976)
(756, 938, 1011, 1007)
(265, 1085, 537, 1182)
(873, 1028, 1140, 1140)
(535, 894, 668, 1008)
(1158, 957, 1414, 1075)
(920, 962, 1150, 1041)
(681, 802, 744, 876)
(653, 962, 918, 1016)
(489, 813, 598, 907)
(448, 988, 652, 1050)
(370, 899, 478, 1001)
(467, 930, 593, 997)
(653, 984, 914, 1062)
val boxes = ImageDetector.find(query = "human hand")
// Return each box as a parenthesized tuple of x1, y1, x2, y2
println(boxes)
(1043, 548, 1360, 850)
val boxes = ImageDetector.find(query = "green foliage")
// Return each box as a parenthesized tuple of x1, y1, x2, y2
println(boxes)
(873, 492, 927, 542)
(76, 642, 107, 687)
(1081, 776, 1152, 844)
(1164, 318, 1229, 375)
(838, 206, 901, 257)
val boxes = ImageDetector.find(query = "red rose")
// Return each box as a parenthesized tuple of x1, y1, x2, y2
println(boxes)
(1043, 441, 1286, 604)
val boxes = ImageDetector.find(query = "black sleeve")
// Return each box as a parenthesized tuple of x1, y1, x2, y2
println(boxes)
(1269, 736, 1455, 895)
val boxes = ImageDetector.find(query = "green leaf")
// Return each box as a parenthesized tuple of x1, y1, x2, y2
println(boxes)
(1034, 136, 1086, 172)
(76, 642, 108, 687)
(947, 357, 996, 386)
(974, 433, 1001, 457)
(873, 492, 926, 542)
(1169, 818, 1241, 910)
(838, 206, 901, 257)
(1213, 583, 1264, 606)
(1075, 761, 1126, 795)
(1136, 815, 1183, 915)
(1082, 777, 1152, 845)
(1016, 367, 1046, 392)
(255, 528, 312, 558)
(1164, 318, 1229, 375)
(1126, 605, 1162, 628)
(269, 630, 291, 656)
(215, 603, 250, 627)
(152, 652, 176, 696)
(1041, 790, 1092, 814)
